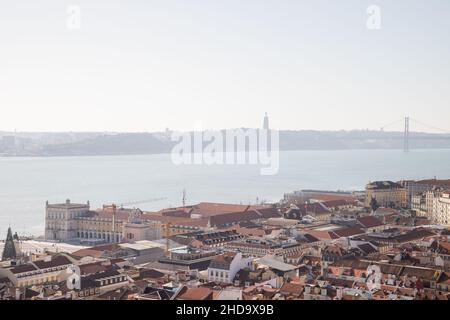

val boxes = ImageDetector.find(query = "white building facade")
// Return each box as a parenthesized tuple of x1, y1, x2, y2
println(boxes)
(433, 192, 450, 226)
(207, 252, 253, 284)
(45, 199, 90, 241)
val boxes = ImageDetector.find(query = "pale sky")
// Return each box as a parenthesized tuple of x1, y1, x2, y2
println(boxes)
(0, 0, 449, 132)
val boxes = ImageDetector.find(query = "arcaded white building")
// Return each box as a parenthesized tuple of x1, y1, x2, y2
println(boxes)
(45, 199, 90, 241)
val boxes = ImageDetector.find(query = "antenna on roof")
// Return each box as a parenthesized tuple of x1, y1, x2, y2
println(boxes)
(182, 189, 186, 207)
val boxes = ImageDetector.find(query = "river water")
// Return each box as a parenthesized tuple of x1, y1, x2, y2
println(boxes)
(1, 149, 449, 238)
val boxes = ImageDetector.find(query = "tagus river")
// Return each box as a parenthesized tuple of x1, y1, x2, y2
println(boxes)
(1, 149, 450, 238)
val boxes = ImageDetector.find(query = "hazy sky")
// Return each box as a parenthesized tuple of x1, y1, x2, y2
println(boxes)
(1, 0, 449, 132)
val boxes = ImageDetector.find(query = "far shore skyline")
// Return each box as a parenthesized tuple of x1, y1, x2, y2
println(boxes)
(1, 127, 449, 135)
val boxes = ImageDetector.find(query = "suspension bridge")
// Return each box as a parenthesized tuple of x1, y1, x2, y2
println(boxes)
(379, 116, 450, 152)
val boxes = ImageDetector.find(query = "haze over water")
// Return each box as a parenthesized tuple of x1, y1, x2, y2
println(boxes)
(1, 149, 450, 238)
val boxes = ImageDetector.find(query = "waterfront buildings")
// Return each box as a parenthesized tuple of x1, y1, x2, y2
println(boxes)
(365, 181, 407, 208)
(45, 201, 279, 244)
(3, 181, 450, 300)
(432, 191, 450, 226)
(45, 200, 91, 241)
(409, 187, 450, 226)
(401, 179, 450, 206)
(0, 255, 74, 288)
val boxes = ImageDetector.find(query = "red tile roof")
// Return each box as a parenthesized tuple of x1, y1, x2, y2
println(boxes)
(280, 282, 304, 296)
(141, 213, 209, 227)
(72, 244, 118, 258)
(190, 202, 251, 217)
(79, 262, 109, 275)
(227, 226, 271, 237)
(301, 203, 331, 215)
(415, 179, 450, 186)
(305, 227, 365, 240)
(92, 207, 143, 221)
(331, 227, 365, 238)
(209, 252, 237, 270)
(10, 264, 38, 274)
(209, 210, 261, 227)
(33, 256, 72, 269)
(0, 277, 11, 284)
(357, 216, 384, 228)
(176, 287, 213, 300)
(310, 194, 358, 203)
(321, 200, 353, 208)
(374, 207, 400, 215)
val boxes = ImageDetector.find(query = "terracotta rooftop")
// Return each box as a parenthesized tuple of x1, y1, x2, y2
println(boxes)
(323, 245, 346, 256)
(374, 207, 400, 215)
(0, 277, 11, 284)
(176, 287, 213, 300)
(81, 207, 145, 221)
(72, 244, 118, 258)
(357, 243, 377, 255)
(79, 262, 110, 275)
(139, 268, 166, 279)
(415, 179, 450, 186)
(209, 252, 237, 270)
(9, 264, 38, 274)
(227, 225, 270, 237)
(321, 199, 353, 208)
(357, 216, 384, 228)
(309, 194, 358, 203)
(141, 213, 209, 227)
(190, 202, 251, 217)
(392, 229, 436, 243)
(33, 256, 72, 269)
(438, 241, 450, 252)
(331, 227, 365, 238)
(209, 210, 261, 227)
(300, 202, 331, 215)
(280, 282, 304, 296)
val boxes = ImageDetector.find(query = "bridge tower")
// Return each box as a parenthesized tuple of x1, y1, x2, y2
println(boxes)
(404, 116, 410, 153)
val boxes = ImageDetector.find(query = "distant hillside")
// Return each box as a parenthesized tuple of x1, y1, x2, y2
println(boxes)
(279, 130, 450, 150)
(40, 133, 171, 156)
(2, 130, 450, 156)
